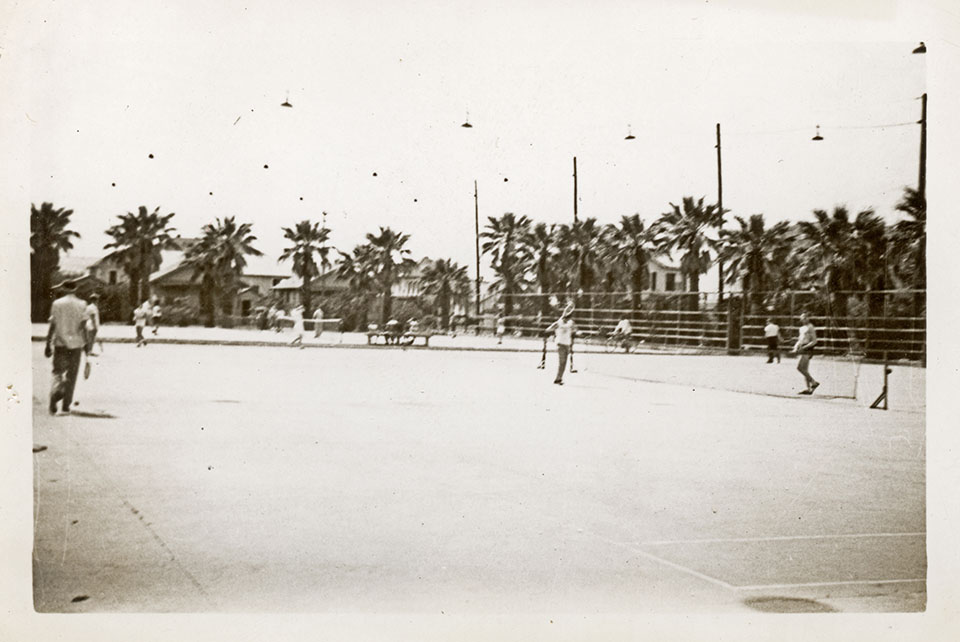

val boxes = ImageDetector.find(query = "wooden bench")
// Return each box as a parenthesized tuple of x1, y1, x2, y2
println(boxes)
(366, 331, 433, 347)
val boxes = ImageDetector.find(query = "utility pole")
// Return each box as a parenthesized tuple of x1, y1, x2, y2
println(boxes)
(919, 93, 927, 204)
(716, 123, 724, 304)
(573, 156, 578, 222)
(474, 180, 481, 321)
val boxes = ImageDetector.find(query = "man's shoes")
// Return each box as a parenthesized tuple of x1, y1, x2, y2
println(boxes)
(553, 380, 563, 385)
(49, 397, 58, 415)
(809, 381, 820, 394)
(798, 389, 812, 395)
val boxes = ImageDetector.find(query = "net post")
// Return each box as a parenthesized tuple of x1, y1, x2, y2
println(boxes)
(870, 350, 891, 410)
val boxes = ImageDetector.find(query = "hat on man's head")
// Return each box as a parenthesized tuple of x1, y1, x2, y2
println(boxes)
(56, 279, 78, 292)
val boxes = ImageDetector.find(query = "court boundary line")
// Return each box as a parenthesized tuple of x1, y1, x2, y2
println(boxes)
(734, 578, 926, 591)
(641, 532, 925, 546)
(630, 549, 737, 591)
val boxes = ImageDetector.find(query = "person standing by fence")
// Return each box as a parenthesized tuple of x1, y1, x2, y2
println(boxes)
(792, 313, 820, 394)
(764, 318, 781, 364)
(45, 280, 88, 414)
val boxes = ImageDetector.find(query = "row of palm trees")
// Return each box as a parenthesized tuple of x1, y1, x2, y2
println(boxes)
(479, 187, 926, 320)
(29, 202, 473, 329)
(30, 185, 925, 327)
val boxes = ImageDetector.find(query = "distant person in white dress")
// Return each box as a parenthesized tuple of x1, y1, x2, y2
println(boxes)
(289, 306, 306, 348)
(763, 318, 781, 363)
(496, 315, 506, 345)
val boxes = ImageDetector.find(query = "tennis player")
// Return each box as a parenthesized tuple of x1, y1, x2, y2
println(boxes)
(546, 304, 575, 385)
(792, 313, 820, 394)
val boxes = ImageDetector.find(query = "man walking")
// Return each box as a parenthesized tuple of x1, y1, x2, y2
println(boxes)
(45, 280, 88, 414)
(792, 312, 820, 394)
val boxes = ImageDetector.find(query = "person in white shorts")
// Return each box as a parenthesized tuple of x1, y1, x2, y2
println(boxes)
(792, 313, 820, 394)
(546, 306, 575, 385)
(763, 318, 781, 363)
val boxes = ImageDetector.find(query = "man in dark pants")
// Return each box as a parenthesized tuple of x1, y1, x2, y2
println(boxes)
(45, 280, 89, 414)
(545, 304, 575, 385)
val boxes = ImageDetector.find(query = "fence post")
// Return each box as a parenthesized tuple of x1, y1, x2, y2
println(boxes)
(726, 295, 742, 355)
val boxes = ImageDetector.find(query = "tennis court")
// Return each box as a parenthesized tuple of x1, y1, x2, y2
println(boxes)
(31, 341, 925, 613)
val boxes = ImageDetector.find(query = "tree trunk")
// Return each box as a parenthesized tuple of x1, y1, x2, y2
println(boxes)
(129, 268, 142, 311)
(381, 286, 393, 325)
(688, 271, 700, 312)
(302, 273, 313, 318)
(440, 295, 450, 331)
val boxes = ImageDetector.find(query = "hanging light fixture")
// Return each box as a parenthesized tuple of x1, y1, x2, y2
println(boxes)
(624, 124, 635, 140)
(912, 41, 926, 54)
(811, 125, 823, 141)
(461, 111, 473, 128)
(281, 91, 293, 108)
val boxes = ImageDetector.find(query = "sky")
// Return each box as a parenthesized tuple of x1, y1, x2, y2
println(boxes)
(3, 1, 942, 279)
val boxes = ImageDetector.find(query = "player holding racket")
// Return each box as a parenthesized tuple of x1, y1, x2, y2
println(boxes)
(545, 302, 575, 385)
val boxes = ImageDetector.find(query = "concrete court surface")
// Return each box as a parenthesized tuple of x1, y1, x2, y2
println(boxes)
(31, 342, 925, 613)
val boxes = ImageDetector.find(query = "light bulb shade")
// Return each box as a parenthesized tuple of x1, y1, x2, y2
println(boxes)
(913, 42, 926, 54)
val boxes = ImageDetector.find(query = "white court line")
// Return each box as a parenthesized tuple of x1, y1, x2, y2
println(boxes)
(621, 546, 736, 591)
(641, 532, 925, 546)
(735, 578, 926, 591)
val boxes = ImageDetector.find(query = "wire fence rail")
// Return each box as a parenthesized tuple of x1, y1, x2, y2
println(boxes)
(482, 289, 926, 363)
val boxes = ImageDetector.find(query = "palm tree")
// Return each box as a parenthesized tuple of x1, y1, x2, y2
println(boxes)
(364, 227, 415, 324)
(654, 196, 722, 309)
(555, 218, 605, 295)
(524, 222, 557, 318)
(796, 206, 879, 319)
(336, 244, 378, 329)
(419, 258, 471, 330)
(481, 213, 532, 326)
(279, 219, 332, 317)
(719, 214, 792, 314)
(103, 206, 178, 309)
(890, 186, 926, 315)
(603, 214, 657, 311)
(30, 202, 80, 321)
(185, 216, 262, 326)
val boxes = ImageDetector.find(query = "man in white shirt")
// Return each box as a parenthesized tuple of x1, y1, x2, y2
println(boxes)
(133, 301, 150, 347)
(84, 292, 102, 355)
(763, 318, 781, 364)
(45, 280, 88, 414)
(792, 313, 820, 394)
(546, 305, 575, 385)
